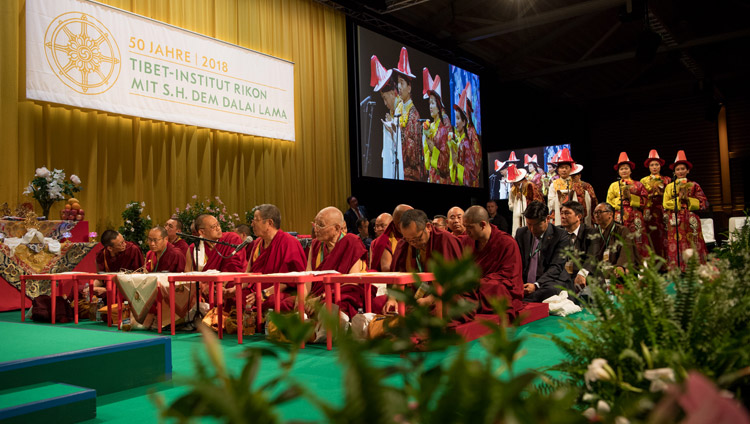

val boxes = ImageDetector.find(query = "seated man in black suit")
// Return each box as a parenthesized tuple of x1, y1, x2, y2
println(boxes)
(560, 200, 601, 293)
(515, 201, 572, 302)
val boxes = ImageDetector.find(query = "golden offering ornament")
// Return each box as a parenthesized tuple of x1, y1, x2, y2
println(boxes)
(44, 12, 121, 95)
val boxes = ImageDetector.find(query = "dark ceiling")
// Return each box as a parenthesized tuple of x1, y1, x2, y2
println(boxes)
(319, 0, 750, 104)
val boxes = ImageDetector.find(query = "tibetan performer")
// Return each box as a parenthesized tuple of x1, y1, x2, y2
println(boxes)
(393, 47, 424, 182)
(606, 152, 650, 261)
(547, 148, 575, 226)
(570, 163, 599, 227)
(421, 68, 452, 184)
(663, 150, 708, 271)
(640, 149, 671, 258)
(508, 163, 544, 237)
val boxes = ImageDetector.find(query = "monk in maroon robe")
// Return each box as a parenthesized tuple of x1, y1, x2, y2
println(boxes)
(145, 227, 186, 273)
(96, 230, 145, 273)
(447, 206, 471, 246)
(187, 215, 247, 306)
(369, 204, 412, 271)
(234, 204, 306, 312)
(280, 207, 367, 319)
(462, 206, 524, 320)
(165, 218, 189, 257)
(88, 230, 145, 298)
(378, 209, 462, 315)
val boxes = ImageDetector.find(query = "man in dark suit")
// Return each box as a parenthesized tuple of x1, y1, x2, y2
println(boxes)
(560, 200, 601, 293)
(591, 202, 638, 277)
(343, 196, 368, 234)
(515, 200, 572, 302)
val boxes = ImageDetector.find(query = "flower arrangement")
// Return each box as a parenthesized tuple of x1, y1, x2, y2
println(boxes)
(174, 196, 239, 235)
(118, 201, 152, 254)
(23, 167, 82, 218)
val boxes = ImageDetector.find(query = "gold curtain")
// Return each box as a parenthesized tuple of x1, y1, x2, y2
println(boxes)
(0, 0, 350, 234)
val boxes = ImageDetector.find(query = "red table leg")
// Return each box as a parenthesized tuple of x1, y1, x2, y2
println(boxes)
(118, 291, 123, 330)
(236, 282, 243, 344)
(255, 282, 262, 333)
(398, 286, 406, 316)
(274, 282, 281, 312)
(106, 279, 113, 327)
(157, 285, 163, 334)
(170, 282, 176, 336)
(20, 278, 26, 322)
(325, 284, 333, 351)
(51, 279, 57, 325)
(208, 282, 214, 306)
(216, 283, 224, 340)
(73, 279, 79, 324)
(297, 282, 306, 349)
(364, 283, 372, 313)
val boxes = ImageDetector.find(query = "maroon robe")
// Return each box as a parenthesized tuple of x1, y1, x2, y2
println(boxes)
(280, 233, 367, 318)
(96, 241, 144, 272)
(170, 237, 189, 257)
(188, 232, 247, 288)
(384, 228, 466, 322)
(247, 230, 306, 310)
(391, 228, 461, 272)
(145, 244, 186, 272)
(369, 221, 401, 271)
(465, 225, 524, 319)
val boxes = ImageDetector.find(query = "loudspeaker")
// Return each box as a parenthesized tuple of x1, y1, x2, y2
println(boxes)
(636, 29, 662, 63)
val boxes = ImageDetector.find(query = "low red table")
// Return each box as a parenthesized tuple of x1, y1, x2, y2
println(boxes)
(321, 272, 436, 350)
(233, 272, 327, 347)
(164, 273, 249, 336)
(19, 273, 95, 324)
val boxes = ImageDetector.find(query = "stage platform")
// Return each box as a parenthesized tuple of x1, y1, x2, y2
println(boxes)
(0, 308, 578, 423)
(0, 321, 171, 423)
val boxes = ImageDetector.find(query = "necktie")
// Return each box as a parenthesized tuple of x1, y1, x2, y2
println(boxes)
(527, 237, 540, 283)
(569, 233, 576, 246)
(355, 208, 362, 219)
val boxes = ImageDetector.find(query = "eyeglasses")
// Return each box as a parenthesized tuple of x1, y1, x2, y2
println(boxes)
(312, 222, 333, 230)
(404, 227, 426, 244)
(593, 210, 612, 215)
(201, 223, 221, 231)
(147, 237, 164, 243)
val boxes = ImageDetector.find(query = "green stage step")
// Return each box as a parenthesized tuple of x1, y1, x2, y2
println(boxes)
(0, 322, 172, 395)
(0, 382, 95, 424)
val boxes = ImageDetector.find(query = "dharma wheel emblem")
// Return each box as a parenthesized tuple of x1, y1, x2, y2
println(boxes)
(44, 12, 121, 95)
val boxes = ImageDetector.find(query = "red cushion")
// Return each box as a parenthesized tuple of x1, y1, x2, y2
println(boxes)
(452, 302, 549, 342)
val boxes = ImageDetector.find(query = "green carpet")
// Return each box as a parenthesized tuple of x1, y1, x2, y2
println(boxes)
(0, 383, 83, 409)
(0, 310, 580, 422)
(0, 322, 161, 362)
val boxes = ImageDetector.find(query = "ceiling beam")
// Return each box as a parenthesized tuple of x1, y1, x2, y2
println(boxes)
(501, 28, 750, 81)
(459, 0, 626, 42)
(579, 21, 621, 62)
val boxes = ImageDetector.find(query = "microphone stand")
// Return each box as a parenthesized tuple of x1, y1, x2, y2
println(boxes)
(394, 113, 402, 179)
(362, 100, 375, 176)
(618, 178, 625, 225)
(673, 176, 681, 271)
(177, 233, 239, 248)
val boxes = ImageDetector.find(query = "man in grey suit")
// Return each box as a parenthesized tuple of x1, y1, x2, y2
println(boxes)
(515, 200, 572, 302)
(560, 200, 601, 293)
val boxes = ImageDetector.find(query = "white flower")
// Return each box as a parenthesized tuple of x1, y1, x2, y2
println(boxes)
(585, 358, 613, 389)
(192, 195, 197, 199)
(582, 393, 597, 402)
(614, 416, 630, 424)
(36, 167, 50, 178)
(23, 183, 34, 195)
(125, 220, 131, 224)
(70, 174, 81, 184)
(146, 215, 151, 220)
(644, 368, 675, 393)
(596, 400, 611, 414)
(140, 201, 145, 207)
(683, 248, 694, 261)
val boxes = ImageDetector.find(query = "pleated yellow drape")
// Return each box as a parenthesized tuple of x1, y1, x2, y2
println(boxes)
(0, 0, 350, 234)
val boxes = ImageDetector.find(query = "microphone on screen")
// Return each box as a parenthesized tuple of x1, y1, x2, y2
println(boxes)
(229, 236, 253, 257)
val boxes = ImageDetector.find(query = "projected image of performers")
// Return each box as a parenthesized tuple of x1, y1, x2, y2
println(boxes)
(487, 144, 570, 200)
(358, 27, 483, 187)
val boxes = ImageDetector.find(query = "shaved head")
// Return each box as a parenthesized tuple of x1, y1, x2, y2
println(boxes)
(392, 204, 413, 226)
(447, 206, 465, 234)
(464, 206, 489, 225)
(317, 206, 345, 227)
(374, 213, 392, 238)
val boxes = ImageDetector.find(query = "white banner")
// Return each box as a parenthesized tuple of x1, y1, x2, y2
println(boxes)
(26, 0, 295, 141)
